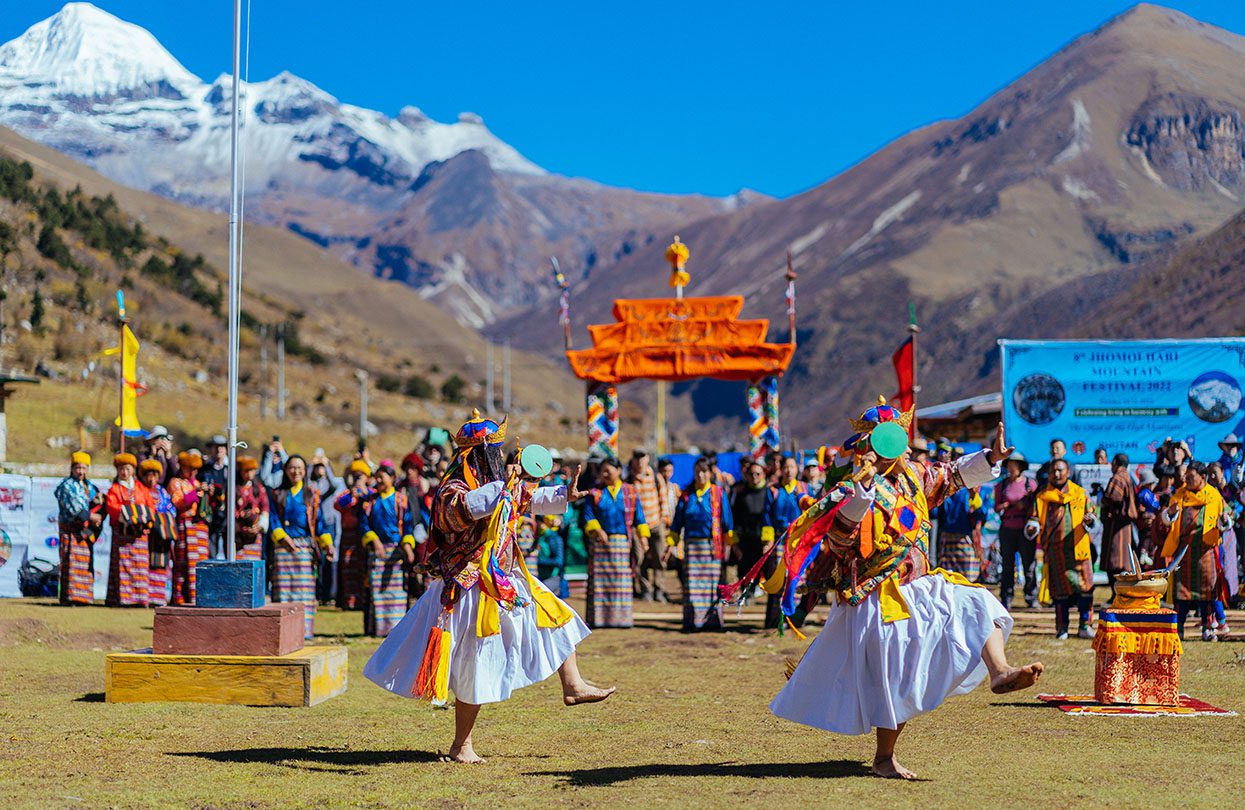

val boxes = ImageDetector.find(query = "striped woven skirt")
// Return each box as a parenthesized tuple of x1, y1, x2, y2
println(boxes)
(148, 553, 170, 607)
(337, 534, 367, 610)
(172, 519, 210, 606)
(58, 526, 94, 605)
(682, 537, 723, 631)
(274, 535, 318, 638)
(106, 526, 150, 607)
(365, 545, 407, 638)
(586, 532, 633, 628)
(236, 534, 264, 562)
(937, 532, 981, 583)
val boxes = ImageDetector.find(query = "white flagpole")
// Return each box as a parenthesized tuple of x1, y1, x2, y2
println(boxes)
(225, 0, 243, 562)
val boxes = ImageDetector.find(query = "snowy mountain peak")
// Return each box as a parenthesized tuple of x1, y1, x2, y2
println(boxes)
(0, 2, 200, 98)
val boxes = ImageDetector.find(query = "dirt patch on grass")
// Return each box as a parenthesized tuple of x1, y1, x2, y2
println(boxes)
(0, 617, 132, 650)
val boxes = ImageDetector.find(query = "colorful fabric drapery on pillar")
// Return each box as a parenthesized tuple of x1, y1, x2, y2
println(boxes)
(747, 376, 781, 460)
(586, 382, 618, 459)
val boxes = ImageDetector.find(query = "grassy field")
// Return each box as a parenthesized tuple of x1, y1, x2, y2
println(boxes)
(1, 593, 1243, 809)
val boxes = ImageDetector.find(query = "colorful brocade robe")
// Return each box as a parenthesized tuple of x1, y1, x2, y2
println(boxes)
(797, 452, 993, 623)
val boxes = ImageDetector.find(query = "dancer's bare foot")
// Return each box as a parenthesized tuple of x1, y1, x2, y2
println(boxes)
(563, 682, 616, 706)
(872, 754, 916, 780)
(990, 661, 1044, 694)
(444, 741, 486, 764)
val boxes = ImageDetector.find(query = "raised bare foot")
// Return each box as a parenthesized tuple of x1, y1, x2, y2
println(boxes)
(563, 682, 616, 706)
(990, 661, 1045, 694)
(872, 754, 916, 780)
(444, 742, 486, 764)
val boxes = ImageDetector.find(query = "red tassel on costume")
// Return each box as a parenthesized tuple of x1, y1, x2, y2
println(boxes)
(412, 627, 444, 701)
(719, 540, 780, 604)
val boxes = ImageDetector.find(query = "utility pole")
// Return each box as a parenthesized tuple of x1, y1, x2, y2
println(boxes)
(485, 341, 495, 411)
(259, 323, 268, 419)
(355, 369, 369, 441)
(276, 323, 286, 421)
(502, 339, 511, 412)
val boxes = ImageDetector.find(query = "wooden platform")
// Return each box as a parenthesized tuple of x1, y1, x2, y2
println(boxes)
(153, 604, 304, 657)
(105, 646, 347, 707)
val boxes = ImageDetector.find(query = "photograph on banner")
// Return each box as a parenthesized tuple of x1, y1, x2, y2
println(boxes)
(1000, 338, 1245, 464)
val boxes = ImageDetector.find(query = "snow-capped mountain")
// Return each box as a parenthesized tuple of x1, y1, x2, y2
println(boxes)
(0, 3, 736, 325)
(0, 3, 541, 211)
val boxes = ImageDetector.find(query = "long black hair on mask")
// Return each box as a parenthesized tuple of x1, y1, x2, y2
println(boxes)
(471, 443, 506, 483)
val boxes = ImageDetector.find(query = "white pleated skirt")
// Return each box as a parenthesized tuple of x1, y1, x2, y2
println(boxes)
(363, 574, 590, 705)
(770, 573, 1011, 735)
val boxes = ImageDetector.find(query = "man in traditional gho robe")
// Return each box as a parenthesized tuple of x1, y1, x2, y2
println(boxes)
(364, 410, 612, 764)
(1160, 461, 1231, 641)
(761, 399, 1041, 780)
(1026, 459, 1097, 639)
(1099, 453, 1139, 596)
(732, 460, 778, 627)
(582, 458, 649, 628)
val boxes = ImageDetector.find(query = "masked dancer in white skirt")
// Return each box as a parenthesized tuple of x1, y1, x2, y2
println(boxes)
(364, 410, 613, 763)
(728, 398, 1043, 779)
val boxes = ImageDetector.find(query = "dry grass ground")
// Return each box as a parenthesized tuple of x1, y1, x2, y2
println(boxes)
(1, 591, 1243, 809)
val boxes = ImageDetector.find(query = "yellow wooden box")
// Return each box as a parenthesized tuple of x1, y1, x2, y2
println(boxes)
(105, 645, 348, 707)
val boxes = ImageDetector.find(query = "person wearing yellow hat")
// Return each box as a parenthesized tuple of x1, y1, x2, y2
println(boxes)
(760, 399, 1042, 780)
(167, 450, 210, 605)
(333, 458, 376, 610)
(271, 454, 334, 639)
(104, 451, 153, 606)
(54, 451, 104, 604)
(234, 456, 269, 562)
(137, 459, 176, 606)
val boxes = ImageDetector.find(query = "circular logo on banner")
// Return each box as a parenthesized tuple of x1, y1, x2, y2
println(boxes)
(1187, 371, 1242, 423)
(1014, 373, 1065, 425)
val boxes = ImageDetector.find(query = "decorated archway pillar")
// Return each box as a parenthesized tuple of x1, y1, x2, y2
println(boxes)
(747, 375, 780, 460)
(586, 381, 619, 460)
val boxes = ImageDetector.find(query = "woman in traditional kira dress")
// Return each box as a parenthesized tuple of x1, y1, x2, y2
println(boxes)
(359, 463, 420, 637)
(672, 459, 734, 632)
(364, 411, 612, 763)
(234, 456, 269, 562)
(762, 401, 1042, 780)
(138, 459, 176, 606)
(167, 451, 212, 605)
(54, 451, 103, 605)
(581, 457, 649, 629)
(334, 460, 374, 609)
(270, 455, 334, 639)
(104, 453, 152, 607)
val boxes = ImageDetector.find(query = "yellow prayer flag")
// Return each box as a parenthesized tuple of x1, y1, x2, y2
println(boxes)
(114, 324, 142, 433)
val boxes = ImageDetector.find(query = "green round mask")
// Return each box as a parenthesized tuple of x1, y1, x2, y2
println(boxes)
(869, 421, 910, 460)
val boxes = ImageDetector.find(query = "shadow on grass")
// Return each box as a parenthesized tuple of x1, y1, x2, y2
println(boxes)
(74, 692, 105, 703)
(529, 759, 872, 785)
(989, 700, 1055, 708)
(169, 746, 440, 775)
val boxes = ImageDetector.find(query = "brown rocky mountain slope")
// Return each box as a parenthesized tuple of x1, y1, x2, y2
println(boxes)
(494, 4, 1245, 448)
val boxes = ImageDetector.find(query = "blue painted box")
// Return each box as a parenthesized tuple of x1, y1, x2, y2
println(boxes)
(195, 560, 265, 608)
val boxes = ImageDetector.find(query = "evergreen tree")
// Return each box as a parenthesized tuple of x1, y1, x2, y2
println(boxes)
(30, 287, 45, 333)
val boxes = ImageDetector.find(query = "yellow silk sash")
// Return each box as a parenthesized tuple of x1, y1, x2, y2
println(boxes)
(1160, 485, 1224, 558)
(475, 478, 575, 637)
(1035, 483, 1090, 561)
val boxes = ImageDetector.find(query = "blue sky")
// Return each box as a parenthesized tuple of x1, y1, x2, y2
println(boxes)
(8, 2, 1245, 197)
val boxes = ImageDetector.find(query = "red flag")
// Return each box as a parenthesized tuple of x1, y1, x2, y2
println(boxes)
(892, 336, 914, 416)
